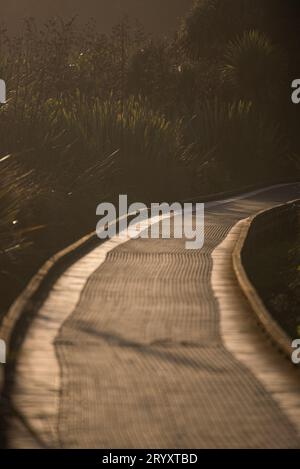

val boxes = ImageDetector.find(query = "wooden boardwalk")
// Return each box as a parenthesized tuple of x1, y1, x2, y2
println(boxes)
(3, 183, 300, 448)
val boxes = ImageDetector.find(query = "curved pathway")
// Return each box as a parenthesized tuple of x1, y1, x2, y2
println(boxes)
(6, 183, 300, 448)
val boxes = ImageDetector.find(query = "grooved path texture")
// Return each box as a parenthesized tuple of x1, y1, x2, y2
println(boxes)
(53, 184, 300, 448)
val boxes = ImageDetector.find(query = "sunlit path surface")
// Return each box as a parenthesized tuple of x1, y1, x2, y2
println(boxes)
(7, 183, 300, 448)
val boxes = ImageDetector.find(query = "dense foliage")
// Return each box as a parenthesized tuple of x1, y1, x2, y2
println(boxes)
(0, 1, 299, 313)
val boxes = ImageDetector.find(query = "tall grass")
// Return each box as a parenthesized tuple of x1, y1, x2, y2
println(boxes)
(181, 99, 289, 192)
(61, 93, 185, 200)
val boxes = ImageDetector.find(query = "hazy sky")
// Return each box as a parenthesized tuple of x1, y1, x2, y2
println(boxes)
(2, 0, 193, 35)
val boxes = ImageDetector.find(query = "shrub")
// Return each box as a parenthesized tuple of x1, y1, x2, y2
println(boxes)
(221, 30, 287, 105)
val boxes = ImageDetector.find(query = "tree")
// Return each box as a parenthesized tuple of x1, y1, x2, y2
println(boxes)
(179, 0, 264, 60)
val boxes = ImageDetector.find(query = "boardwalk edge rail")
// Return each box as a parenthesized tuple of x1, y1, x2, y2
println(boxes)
(232, 199, 300, 360)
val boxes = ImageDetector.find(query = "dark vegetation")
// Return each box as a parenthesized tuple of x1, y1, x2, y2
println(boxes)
(0, 0, 300, 315)
(245, 206, 300, 339)
(266, 236, 300, 339)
